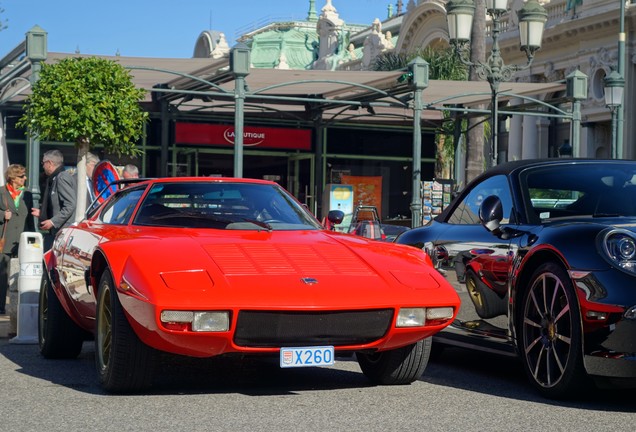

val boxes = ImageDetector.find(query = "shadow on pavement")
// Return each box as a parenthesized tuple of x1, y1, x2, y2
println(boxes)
(422, 344, 636, 412)
(0, 339, 371, 396)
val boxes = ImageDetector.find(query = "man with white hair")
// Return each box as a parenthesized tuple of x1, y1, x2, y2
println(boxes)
(85, 152, 100, 202)
(31, 149, 76, 250)
(122, 164, 139, 179)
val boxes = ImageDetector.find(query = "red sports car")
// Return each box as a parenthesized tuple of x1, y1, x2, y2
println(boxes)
(39, 177, 459, 392)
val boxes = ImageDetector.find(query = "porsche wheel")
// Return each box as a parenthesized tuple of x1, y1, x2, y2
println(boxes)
(520, 262, 589, 399)
(95, 270, 155, 393)
(465, 270, 507, 319)
(38, 269, 85, 359)
(357, 338, 431, 385)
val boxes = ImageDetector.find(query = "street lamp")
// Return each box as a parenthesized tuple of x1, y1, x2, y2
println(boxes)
(604, 69, 624, 159)
(446, 0, 547, 168)
(230, 42, 251, 178)
(26, 25, 48, 212)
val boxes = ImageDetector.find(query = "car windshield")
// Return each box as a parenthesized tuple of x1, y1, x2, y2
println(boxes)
(524, 163, 636, 220)
(132, 182, 323, 231)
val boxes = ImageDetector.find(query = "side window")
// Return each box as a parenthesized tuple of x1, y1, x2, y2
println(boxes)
(447, 175, 513, 225)
(100, 188, 145, 225)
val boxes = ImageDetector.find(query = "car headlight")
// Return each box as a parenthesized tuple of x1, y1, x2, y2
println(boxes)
(599, 228, 636, 275)
(397, 308, 426, 327)
(395, 307, 455, 327)
(161, 310, 230, 332)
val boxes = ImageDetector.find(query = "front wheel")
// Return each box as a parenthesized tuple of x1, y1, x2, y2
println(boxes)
(520, 262, 590, 399)
(95, 270, 155, 393)
(357, 338, 431, 385)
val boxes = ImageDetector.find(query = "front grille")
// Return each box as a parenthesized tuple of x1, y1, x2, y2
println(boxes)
(234, 309, 394, 347)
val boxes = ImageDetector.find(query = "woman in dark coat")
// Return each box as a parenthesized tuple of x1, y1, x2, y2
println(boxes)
(0, 164, 35, 314)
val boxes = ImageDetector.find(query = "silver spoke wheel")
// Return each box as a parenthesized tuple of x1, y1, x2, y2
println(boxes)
(520, 262, 587, 398)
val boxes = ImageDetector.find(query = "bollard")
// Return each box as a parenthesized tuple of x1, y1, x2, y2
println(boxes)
(10, 232, 44, 344)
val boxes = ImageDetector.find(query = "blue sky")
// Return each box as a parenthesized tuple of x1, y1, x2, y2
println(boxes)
(1, 0, 394, 58)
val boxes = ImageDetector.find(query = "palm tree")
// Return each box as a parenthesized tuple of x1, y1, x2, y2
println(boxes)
(373, 47, 467, 179)
(465, 0, 487, 185)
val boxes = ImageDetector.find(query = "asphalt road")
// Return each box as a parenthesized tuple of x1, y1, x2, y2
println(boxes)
(0, 339, 634, 432)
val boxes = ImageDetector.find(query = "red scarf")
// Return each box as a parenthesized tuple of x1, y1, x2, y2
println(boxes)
(6, 183, 24, 206)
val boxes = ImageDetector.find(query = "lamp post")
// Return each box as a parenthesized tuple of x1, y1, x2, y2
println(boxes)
(445, 0, 547, 168)
(616, 0, 625, 158)
(230, 42, 251, 178)
(407, 57, 429, 228)
(604, 70, 624, 159)
(25, 25, 48, 212)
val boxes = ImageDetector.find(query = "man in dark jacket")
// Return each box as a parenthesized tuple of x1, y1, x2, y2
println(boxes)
(31, 150, 77, 250)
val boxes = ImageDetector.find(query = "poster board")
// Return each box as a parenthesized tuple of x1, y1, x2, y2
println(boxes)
(340, 175, 382, 217)
(422, 179, 454, 223)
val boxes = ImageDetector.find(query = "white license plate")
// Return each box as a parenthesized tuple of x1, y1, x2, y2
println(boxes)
(280, 346, 335, 368)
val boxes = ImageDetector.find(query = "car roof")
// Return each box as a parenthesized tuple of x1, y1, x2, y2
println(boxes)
(470, 158, 636, 183)
(132, 176, 279, 187)
(437, 158, 636, 221)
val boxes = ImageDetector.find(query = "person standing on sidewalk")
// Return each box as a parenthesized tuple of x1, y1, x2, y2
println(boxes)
(85, 152, 100, 203)
(122, 163, 139, 179)
(31, 150, 77, 250)
(0, 164, 35, 315)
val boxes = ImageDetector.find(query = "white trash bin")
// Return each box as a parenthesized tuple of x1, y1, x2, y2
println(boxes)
(10, 232, 44, 345)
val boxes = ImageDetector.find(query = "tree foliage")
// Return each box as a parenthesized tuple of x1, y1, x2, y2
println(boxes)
(373, 47, 468, 178)
(373, 47, 467, 81)
(18, 56, 148, 222)
(17, 56, 148, 156)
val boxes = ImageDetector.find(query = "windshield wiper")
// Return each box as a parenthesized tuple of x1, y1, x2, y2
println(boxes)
(241, 218, 272, 231)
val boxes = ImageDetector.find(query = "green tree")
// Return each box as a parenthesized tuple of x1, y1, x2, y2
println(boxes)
(17, 57, 148, 221)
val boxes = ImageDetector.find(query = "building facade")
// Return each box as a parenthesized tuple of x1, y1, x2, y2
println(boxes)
(2, 0, 630, 225)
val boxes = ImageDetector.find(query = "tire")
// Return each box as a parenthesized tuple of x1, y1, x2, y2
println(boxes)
(95, 270, 155, 393)
(465, 269, 507, 319)
(38, 269, 85, 359)
(519, 262, 589, 399)
(357, 338, 431, 385)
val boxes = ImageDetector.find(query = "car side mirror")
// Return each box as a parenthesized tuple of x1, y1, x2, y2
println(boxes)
(479, 195, 503, 234)
(327, 210, 345, 225)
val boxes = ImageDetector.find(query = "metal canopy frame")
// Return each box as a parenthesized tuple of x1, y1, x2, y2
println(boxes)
(0, 43, 579, 227)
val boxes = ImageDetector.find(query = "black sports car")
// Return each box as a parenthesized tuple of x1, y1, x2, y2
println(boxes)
(396, 159, 636, 399)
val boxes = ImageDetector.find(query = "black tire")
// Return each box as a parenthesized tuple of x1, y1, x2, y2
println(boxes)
(95, 270, 155, 393)
(357, 338, 431, 385)
(520, 262, 589, 399)
(465, 269, 507, 319)
(38, 268, 85, 359)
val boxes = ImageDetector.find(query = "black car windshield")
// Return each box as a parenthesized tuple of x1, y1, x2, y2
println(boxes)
(132, 182, 323, 231)
(524, 163, 636, 220)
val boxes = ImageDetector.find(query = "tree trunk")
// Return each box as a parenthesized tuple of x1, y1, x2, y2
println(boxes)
(436, 135, 446, 179)
(465, 0, 487, 184)
(74, 138, 90, 223)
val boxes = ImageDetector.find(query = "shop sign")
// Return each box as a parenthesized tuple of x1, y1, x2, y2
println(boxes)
(175, 122, 311, 150)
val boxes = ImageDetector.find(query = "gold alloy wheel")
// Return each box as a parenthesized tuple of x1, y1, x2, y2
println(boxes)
(96, 284, 113, 372)
(466, 275, 484, 307)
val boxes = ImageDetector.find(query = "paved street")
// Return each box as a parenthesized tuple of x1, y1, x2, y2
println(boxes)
(0, 335, 634, 432)
(1, 275, 634, 431)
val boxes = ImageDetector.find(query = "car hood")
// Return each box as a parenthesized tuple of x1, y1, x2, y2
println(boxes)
(102, 228, 457, 309)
